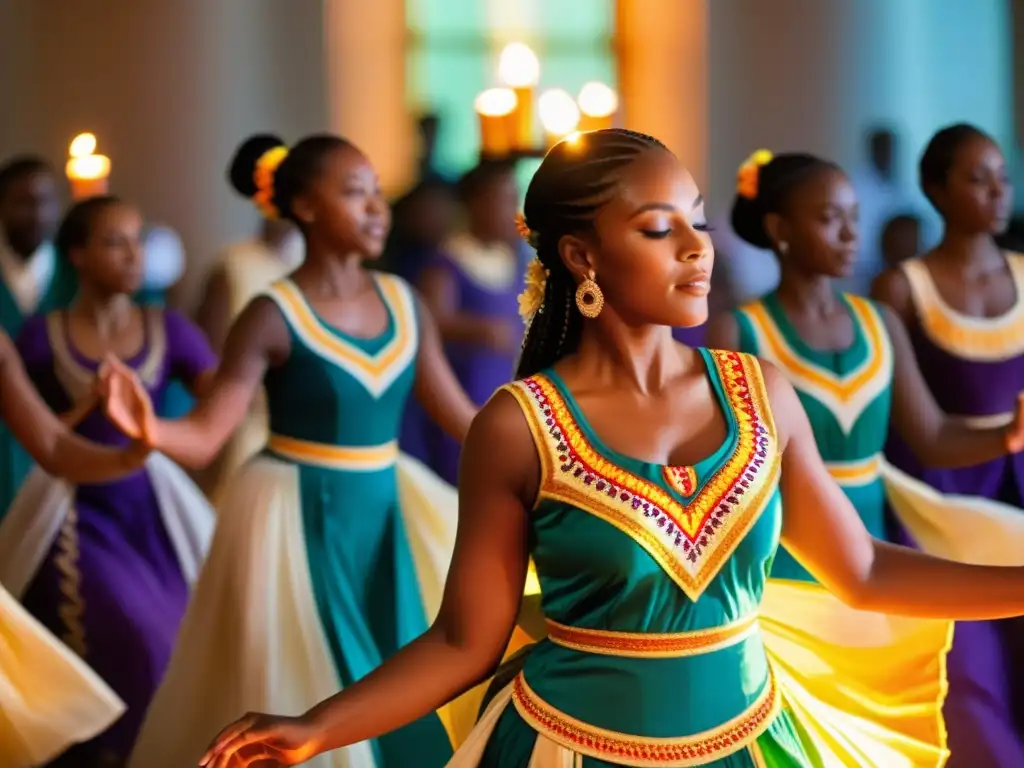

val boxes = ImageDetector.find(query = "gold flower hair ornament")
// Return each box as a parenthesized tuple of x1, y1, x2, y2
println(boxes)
(518, 257, 549, 326)
(736, 149, 773, 200)
(252, 145, 290, 219)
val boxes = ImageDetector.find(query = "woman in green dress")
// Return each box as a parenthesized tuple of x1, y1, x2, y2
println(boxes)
(178, 130, 1024, 768)
(104, 133, 475, 768)
(706, 150, 1024, 582)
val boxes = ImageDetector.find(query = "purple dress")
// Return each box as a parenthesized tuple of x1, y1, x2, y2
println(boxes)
(15, 308, 216, 766)
(885, 256, 1024, 766)
(416, 236, 525, 484)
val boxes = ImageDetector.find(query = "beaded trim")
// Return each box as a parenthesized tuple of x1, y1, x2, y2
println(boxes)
(512, 670, 780, 766)
(503, 350, 780, 601)
(545, 614, 758, 658)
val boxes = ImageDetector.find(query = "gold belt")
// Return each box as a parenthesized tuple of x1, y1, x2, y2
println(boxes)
(825, 454, 881, 488)
(512, 669, 779, 766)
(267, 433, 398, 471)
(545, 614, 758, 659)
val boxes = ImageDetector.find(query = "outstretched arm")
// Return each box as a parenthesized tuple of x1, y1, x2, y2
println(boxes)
(108, 298, 288, 469)
(0, 333, 148, 483)
(877, 301, 1016, 468)
(201, 390, 535, 767)
(768, 362, 1024, 618)
(413, 295, 478, 444)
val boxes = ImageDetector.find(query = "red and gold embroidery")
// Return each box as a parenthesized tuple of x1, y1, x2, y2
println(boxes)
(662, 465, 698, 497)
(512, 670, 780, 767)
(503, 350, 780, 601)
(546, 614, 758, 658)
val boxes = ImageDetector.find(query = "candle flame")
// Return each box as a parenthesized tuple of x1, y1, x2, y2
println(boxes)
(577, 82, 618, 118)
(475, 88, 518, 117)
(498, 43, 540, 88)
(538, 89, 580, 138)
(69, 133, 98, 158)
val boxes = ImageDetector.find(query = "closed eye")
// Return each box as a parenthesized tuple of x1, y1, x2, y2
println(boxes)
(641, 229, 672, 239)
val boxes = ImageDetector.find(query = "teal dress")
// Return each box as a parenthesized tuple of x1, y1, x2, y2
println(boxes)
(261, 275, 451, 766)
(732, 292, 894, 582)
(476, 350, 814, 766)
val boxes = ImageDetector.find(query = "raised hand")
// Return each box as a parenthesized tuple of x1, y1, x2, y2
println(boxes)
(99, 354, 156, 447)
(199, 712, 322, 768)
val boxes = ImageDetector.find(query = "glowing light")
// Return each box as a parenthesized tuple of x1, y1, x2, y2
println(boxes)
(577, 82, 618, 118)
(69, 132, 98, 158)
(538, 89, 581, 139)
(497, 43, 540, 88)
(474, 88, 517, 117)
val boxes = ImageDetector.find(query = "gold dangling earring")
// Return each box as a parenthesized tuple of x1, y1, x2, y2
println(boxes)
(575, 270, 605, 319)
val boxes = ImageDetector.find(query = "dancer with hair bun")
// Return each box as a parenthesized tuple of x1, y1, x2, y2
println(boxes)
(199, 129, 1024, 768)
(118, 134, 475, 768)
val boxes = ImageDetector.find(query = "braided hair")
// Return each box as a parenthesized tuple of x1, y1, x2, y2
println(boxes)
(730, 153, 839, 250)
(228, 133, 357, 225)
(516, 129, 668, 379)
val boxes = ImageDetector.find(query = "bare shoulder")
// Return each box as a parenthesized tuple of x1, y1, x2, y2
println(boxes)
(463, 386, 541, 506)
(223, 294, 292, 368)
(870, 265, 914, 322)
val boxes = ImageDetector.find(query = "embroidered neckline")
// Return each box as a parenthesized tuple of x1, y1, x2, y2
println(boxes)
(507, 350, 780, 600)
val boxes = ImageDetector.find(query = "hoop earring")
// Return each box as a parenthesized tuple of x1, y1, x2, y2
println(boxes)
(575, 271, 604, 319)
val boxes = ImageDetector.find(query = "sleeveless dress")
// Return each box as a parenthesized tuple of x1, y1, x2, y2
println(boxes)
(128, 273, 458, 768)
(732, 293, 891, 581)
(0, 308, 217, 765)
(206, 237, 304, 502)
(885, 254, 1024, 767)
(449, 350, 952, 767)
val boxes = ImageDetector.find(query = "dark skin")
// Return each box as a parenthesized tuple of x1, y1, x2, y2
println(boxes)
(196, 218, 299, 353)
(0, 169, 62, 259)
(707, 166, 1024, 466)
(419, 172, 521, 354)
(0, 328, 152, 482)
(103, 145, 475, 468)
(60, 204, 215, 428)
(873, 133, 1015, 327)
(198, 148, 1024, 768)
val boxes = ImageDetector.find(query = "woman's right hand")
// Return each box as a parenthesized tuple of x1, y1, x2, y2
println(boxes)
(199, 712, 323, 768)
(98, 354, 157, 447)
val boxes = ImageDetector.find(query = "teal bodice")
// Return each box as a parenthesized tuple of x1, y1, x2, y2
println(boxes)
(733, 292, 894, 581)
(263, 276, 418, 449)
(496, 350, 801, 765)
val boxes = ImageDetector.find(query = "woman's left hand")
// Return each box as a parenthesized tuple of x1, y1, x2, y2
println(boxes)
(199, 712, 322, 768)
(1005, 393, 1024, 453)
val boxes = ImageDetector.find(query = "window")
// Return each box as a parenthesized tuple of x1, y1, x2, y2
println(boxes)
(406, 0, 616, 187)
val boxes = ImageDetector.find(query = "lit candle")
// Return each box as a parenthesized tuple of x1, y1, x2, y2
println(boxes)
(538, 89, 581, 148)
(577, 81, 619, 132)
(497, 42, 540, 150)
(65, 133, 111, 200)
(475, 88, 518, 158)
